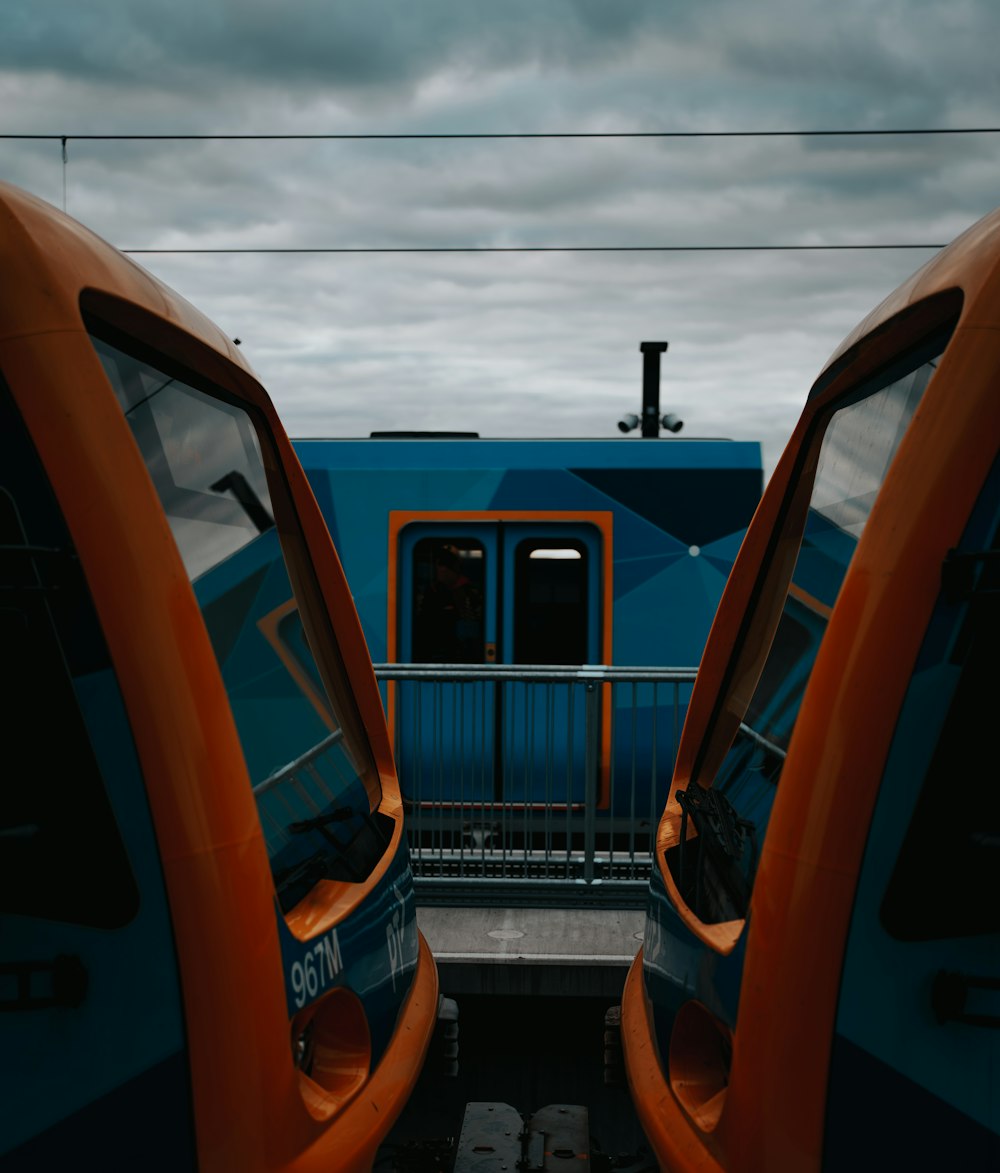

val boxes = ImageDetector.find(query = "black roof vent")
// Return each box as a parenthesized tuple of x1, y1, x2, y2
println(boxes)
(368, 431, 480, 439)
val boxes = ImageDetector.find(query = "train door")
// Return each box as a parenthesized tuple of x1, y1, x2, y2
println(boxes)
(395, 518, 604, 807)
(824, 459, 1000, 1168)
(0, 383, 195, 1169)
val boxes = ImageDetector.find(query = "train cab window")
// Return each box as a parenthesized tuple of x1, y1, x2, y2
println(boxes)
(0, 381, 139, 928)
(513, 541, 589, 664)
(411, 538, 486, 663)
(89, 330, 384, 914)
(669, 323, 954, 927)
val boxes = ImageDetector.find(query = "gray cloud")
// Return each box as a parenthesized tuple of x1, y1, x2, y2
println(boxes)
(1, 1, 670, 93)
(2, 0, 998, 477)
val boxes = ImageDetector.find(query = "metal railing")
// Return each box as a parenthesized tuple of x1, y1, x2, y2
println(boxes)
(374, 664, 697, 906)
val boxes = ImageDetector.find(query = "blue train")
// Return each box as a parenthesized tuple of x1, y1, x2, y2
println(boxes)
(294, 435, 762, 875)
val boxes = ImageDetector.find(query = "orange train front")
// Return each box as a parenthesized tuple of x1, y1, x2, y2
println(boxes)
(0, 182, 438, 1170)
(622, 205, 1000, 1168)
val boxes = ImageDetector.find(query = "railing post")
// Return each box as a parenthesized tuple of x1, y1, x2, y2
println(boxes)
(583, 680, 599, 883)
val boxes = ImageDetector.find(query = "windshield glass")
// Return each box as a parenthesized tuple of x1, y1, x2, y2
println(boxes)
(92, 335, 383, 912)
(739, 363, 932, 754)
(672, 331, 949, 925)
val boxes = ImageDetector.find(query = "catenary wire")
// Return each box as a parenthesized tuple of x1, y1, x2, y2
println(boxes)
(121, 244, 945, 254)
(4, 128, 1000, 140)
(8, 128, 974, 251)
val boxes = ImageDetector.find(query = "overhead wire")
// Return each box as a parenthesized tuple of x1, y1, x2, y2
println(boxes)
(4, 128, 1000, 140)
(7, 126, 986, 254)
(122, 244, 946, 254)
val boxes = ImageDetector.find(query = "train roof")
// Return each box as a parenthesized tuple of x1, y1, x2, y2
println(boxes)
(820, 204, 1000, 380)
(293, 435, 763, 471)
(0, 181, 253, 380)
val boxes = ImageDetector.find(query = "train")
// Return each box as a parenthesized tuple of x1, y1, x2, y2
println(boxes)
(621, 205, 1000, 1167)
(0, 182, 439, 1170)
(292, 434, 761, 878)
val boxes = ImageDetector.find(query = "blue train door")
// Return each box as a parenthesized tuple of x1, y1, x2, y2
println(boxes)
(396, 520, 602, 809)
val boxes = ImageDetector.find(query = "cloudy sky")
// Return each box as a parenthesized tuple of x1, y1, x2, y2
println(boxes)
(3, 0, 998, 475)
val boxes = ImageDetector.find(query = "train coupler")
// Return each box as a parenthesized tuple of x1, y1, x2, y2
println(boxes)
(434, 995, 460, 1077)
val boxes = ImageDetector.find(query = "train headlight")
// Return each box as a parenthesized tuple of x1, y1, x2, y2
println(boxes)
(292, 987, 371, 1120)
(667, 999, 732, 1133)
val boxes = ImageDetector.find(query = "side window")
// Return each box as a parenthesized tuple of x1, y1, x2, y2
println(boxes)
(513, 540, 589, 664)
(0, 381, 139, 928)
(411, 538, 486, 663)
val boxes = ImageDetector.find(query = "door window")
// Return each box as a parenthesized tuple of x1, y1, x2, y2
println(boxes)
(513, 540, 589, 664)
(411, 538, 486, 663)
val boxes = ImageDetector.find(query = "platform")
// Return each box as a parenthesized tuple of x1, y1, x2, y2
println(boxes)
(417, 905, 644, 997)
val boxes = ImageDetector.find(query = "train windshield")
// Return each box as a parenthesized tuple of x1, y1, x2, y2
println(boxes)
(91, 334, 384, 913)
(673, 327, 951, 925)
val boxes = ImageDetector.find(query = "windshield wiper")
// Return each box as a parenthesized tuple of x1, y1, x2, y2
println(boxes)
(290, 806, 390, 856)
(275, 808, 392, 908)
(676, 781, 758, 919)
(288, 807, 353, 835)
(285, 808, 364, 881)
